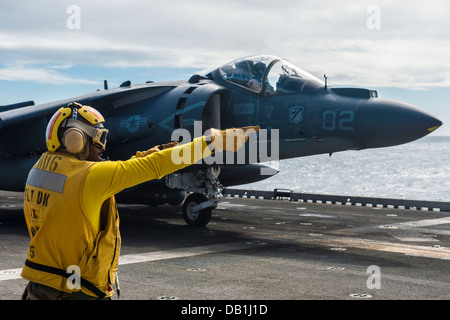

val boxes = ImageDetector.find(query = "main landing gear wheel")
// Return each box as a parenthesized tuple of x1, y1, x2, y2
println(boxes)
(182, 193, 212, 227)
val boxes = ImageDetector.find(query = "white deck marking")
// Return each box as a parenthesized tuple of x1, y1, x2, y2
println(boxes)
(0, 268, 22, 281)
(118, 241, 254, 265)
(0, 241, 256, 281)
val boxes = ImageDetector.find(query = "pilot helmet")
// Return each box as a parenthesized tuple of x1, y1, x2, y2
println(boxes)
(253, 62, 266, 77)
(45, 102, 108, 155)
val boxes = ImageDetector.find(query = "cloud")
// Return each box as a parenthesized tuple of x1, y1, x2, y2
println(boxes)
(289, 38, 450, 89)
(0, 0, 449, 89)
(0, 64, 98, 85)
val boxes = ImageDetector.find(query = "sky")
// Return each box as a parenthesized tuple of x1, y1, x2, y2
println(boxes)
(0, 0, 449, 134)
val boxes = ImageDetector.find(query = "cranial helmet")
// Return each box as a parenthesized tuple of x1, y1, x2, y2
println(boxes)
(45, 102, 108, 155)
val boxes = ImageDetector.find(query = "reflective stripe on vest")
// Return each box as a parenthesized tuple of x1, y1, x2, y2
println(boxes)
(26, 168, 67, 193)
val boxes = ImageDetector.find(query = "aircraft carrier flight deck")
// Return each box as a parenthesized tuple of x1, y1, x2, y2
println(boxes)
(1, 189, 449, 300)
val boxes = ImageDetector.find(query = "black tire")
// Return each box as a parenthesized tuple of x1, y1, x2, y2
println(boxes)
(182, 193, 212, 227)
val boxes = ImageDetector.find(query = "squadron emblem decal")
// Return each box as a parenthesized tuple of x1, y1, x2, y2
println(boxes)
(289, 105, 304, 124)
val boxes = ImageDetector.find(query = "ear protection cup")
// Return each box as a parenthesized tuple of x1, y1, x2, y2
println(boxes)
(63, 128, 87, 154)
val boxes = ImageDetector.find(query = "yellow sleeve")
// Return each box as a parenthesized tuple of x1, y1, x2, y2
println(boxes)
(81, 137, 212, 232)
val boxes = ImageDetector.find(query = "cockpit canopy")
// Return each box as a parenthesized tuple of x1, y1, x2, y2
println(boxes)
(218, 55, 324, 94)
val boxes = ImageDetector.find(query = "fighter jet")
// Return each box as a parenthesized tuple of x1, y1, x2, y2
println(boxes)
(0, 55, 442, 226)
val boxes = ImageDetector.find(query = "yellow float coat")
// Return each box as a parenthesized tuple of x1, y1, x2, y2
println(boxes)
(21, 137, 211, 298)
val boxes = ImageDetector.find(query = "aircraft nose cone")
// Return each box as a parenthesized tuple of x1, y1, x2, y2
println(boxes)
(357, 99, 442, 149)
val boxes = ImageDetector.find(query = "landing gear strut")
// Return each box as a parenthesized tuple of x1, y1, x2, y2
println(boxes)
(166, 167, 222, 227)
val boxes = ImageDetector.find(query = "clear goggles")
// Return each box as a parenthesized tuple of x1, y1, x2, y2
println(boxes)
(66, 119, 109, 149)
(90, 127, 109, 149)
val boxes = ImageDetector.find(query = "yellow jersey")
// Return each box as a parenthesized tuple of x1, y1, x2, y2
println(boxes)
(21, 137, 211, 298)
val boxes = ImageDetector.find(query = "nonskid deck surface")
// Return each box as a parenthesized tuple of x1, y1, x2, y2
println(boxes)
(1, 190, 450, 301)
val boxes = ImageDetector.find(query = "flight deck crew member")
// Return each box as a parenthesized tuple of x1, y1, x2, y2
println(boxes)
(21, 102, 251, 300)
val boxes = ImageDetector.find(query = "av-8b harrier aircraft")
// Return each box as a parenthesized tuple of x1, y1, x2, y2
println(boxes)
(0, 55, 442, 226)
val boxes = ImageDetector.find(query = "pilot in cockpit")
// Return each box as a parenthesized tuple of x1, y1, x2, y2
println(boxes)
(221, 57, 273, 93)
(248, 61, 265, 91)
(248, 62, 274, 94)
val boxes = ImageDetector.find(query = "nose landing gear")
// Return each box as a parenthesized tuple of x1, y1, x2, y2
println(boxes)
(166, 167, 222, 227)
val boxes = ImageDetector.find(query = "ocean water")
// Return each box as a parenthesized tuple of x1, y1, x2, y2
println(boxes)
(240, 136, 450, 202)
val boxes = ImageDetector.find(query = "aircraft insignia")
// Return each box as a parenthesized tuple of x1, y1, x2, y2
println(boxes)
(289, 105, 304, 124)
(120, 115, 147, 133)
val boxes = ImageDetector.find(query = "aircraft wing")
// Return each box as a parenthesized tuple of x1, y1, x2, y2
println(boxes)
(0, 83, 178, 130)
